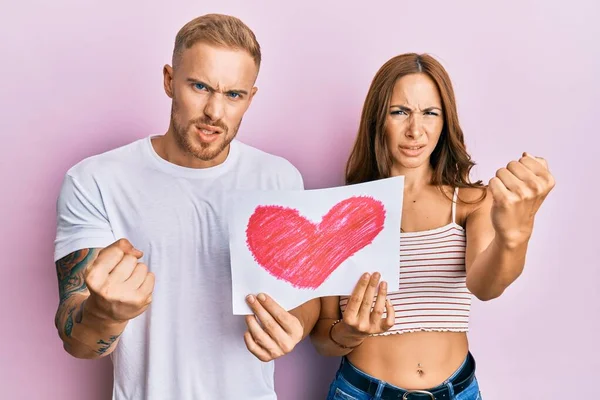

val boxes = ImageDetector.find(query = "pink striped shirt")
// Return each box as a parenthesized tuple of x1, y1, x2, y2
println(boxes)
(339, 188, 471, 335)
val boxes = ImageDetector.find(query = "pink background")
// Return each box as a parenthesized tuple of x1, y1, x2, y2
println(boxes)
(1, 1, 598, 399)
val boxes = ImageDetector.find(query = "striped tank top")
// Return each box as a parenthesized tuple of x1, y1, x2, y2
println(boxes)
(340, 188, 471, 335)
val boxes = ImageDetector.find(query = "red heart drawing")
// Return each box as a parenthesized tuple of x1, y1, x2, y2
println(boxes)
(246, 196, 386, 289)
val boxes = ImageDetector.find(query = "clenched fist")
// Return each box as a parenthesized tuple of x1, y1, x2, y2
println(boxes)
(84, 239, 155, 322)
(489, 152, 555, 247)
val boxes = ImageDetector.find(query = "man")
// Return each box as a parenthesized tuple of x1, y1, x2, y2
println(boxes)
(54, 14, 319, 400)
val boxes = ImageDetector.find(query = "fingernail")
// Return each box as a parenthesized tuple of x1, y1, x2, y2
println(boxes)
(257, 293, 267, 302)
(364, 273, 371, 280)
(381, 281, 387, 290)
(246, 295, 255, 304)
(374, 272, 381, 279)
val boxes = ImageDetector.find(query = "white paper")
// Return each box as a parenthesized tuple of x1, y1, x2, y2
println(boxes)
(228, 176, 404, 314)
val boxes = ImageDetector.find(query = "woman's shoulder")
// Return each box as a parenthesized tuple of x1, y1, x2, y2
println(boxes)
(438, 184, 487, 203)
(455, 185, 492, 226)
(457, 185, 489, 202)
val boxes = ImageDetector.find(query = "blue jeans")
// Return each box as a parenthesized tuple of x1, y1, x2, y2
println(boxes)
(326, 354, 482, 400)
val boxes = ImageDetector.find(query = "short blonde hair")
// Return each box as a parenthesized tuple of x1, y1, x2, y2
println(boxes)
(172, 14, 261, 70)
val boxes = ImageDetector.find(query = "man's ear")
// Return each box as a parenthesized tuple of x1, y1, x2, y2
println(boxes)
(163, 64, 174, 99)
(247, 86, 259, 106)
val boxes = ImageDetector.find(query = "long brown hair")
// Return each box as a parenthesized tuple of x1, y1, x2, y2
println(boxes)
(345, 53, 484, 198)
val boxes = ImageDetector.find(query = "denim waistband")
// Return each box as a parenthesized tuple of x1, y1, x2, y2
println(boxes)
(338, 352, 476, 399)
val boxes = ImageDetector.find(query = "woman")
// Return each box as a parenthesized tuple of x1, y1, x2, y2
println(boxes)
(310, 53, 555, 400)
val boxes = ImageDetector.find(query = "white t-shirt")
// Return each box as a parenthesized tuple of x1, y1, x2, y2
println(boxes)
(54, 136, 304, 400)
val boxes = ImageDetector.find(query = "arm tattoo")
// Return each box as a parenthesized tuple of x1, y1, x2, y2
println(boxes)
(56, 249, 98, 303)
(96, 334, 121, 355)
(55, 249, 98, 336)
(64, 306, 76, 337)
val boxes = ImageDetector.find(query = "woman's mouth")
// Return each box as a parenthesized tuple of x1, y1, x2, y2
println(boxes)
(399, 144, 426, 157)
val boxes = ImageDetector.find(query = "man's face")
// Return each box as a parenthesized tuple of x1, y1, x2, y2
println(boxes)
(164, 42, 258, 165)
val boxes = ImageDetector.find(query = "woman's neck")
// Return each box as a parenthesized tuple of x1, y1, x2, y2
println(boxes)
(391, 163, 434, 193)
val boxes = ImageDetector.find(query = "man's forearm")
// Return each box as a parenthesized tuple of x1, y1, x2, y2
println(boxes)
(55, 248, 124, 358)
(466, 237, 528, 301)
(55, 293, 127, 359)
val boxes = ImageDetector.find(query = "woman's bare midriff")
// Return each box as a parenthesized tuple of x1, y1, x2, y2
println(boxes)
(346, 331, 469, 390)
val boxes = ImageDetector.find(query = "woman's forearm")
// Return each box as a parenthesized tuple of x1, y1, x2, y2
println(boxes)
(466, 236, 529, 301)
(310, 318, 365, 357)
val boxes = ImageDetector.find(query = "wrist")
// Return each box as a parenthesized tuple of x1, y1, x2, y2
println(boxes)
(493, 234, 530, 251)
(83, 297, 128, 329)
(67, 298, 127, 354)
(329, 320, 366, 349)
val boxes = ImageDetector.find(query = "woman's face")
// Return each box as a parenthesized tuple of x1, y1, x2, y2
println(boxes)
(384, 73, 444, 173)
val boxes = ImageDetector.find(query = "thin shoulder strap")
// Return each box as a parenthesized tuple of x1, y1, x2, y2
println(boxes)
(451, 187, 459, 224)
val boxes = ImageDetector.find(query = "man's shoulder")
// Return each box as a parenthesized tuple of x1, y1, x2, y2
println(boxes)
(235, 140, 304, 190)
(236, 140, 300, 176)
(66, 138, 146, 180)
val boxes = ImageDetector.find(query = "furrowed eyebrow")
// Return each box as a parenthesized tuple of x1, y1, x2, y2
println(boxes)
(390, 105, 412, 111)
(226, 89, 248, 96)
(186, 78, 248, 96)
(389, 105, 442, 112)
